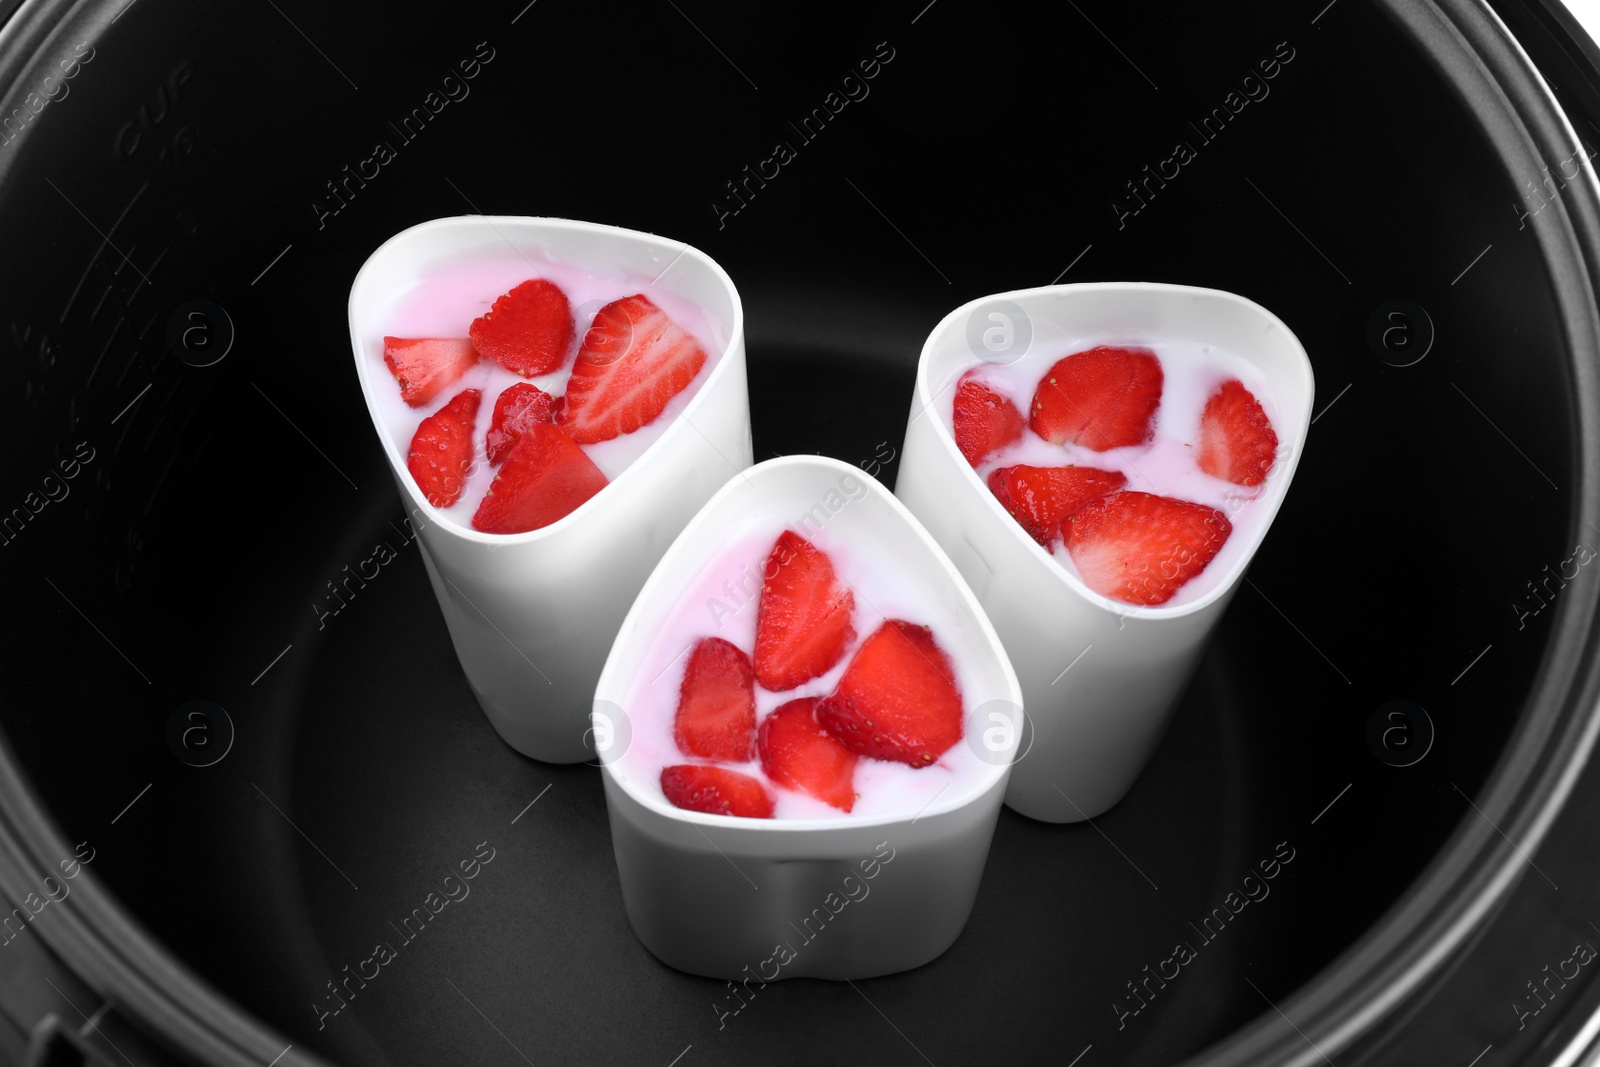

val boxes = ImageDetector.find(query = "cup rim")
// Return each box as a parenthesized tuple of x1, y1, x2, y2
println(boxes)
(914, 280, 1316, 620)
(595, 454, 1023, 832)
(347, 214, 746, 544)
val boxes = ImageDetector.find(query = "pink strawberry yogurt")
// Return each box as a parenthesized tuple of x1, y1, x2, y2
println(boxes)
(370, 249, 729, 528)
(941, 337, 1286, 608)
(619, 521, 991, 820)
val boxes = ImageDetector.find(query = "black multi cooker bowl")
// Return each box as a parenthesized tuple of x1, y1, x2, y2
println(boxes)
(3, 0, 1600, 1064)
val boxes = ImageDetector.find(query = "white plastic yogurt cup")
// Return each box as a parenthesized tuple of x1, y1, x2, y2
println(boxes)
(594, 456, 1022, 979)
(349, 216, 751, 763)
(894, 283, 1314, 823)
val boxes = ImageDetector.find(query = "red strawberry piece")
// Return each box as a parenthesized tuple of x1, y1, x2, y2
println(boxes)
(660, 765, 774, 818)
(1029, 345, 1163, 451)
(759, 697, 859, 811)
(1063, 491, 1232, 606)
(952, 375, 1025, 467)
(986, 464, 1127, 547)
(406, 388, 480, 508)
(816, 620, 963, 768)
(485, 382, 561, 466)
(753, 531, 855, 692)
(469, 279, 576, 378)
(383, 337, 478, 408)
(1197, 378, 1278, 487)
(558, 295, 707, 444)
(470, 424, 608, 534)
(673, 637, 758, 761)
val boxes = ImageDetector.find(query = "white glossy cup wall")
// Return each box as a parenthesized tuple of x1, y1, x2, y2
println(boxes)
(349, 216, 751, 764)
(595, 457, 1023, 979)
(894, 283, 1314, 823)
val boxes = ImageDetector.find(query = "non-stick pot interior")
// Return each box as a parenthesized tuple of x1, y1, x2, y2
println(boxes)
(0, 0, 1590, 1064)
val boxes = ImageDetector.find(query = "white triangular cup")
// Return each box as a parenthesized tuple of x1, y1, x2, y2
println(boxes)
(594, 456, 1023, 979)
(349, 216, 751, 763)
(895, 283, 1314, 822)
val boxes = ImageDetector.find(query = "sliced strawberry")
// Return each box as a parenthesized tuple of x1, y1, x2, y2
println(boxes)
(469, 279, 575, 378)
(485, 382, 560, 466)
(383, 337, 478, 408)
(1029, 345, 1163, 451)
(660, 765, 774, 818)
(673, 637, 758, 761)
(1197, 378, 1278, 487)
(1063, 491, 1232, 606)
(759, 698, 858, 811)
(753, 531, 855, 692)
(406, 388, 480, 508)
(558, 295, 707, 444)
(952, 374, 1025, 467)
(986, 464, 1127, 547)
(470, 424, 608, 534)
(816, 620, 963, 768)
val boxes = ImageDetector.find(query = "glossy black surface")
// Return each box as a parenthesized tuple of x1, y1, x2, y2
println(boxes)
(0, 0, 1592, 1064)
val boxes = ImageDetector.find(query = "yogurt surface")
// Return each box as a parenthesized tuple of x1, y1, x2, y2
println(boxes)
(937, 335, 1287, 608)
(369, 249, 728, 529)
(620, 518, 991, 821)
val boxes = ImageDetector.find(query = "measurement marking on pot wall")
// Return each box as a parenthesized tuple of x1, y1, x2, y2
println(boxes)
(510, 784, 550, 824)
(1310, 782, 1351, 825)
(61, 181, 145, 325)
(1311, 0, 1339, 24)
(1452, 644, 1491, 685)
(111, 783, 151, 824)
(266, 1044, 293, 1067)
(1466, 1044, 1491, 1067)
(1067, 1045, 1092, 1067)
(45, 177, 153, 286)
(910, 0, 938, 24)
(666, 1045, 693, 1067)
(252, 644, 292, 685)
(510, 0, 538, 25)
